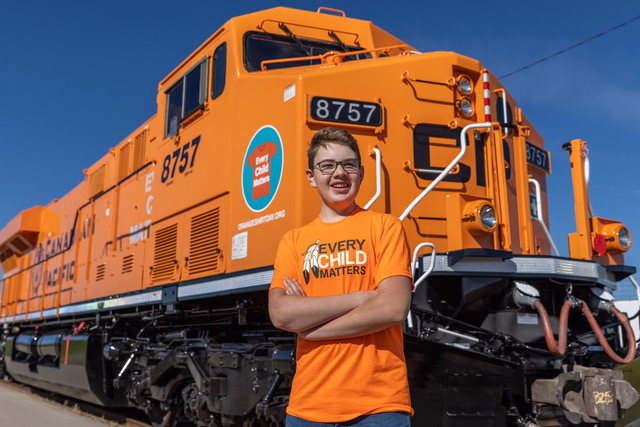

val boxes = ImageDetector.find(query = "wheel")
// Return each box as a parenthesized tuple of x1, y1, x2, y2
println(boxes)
(146, 402, 178, 427)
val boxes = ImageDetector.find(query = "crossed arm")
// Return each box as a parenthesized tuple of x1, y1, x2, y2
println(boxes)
(268, 275, 412, 340)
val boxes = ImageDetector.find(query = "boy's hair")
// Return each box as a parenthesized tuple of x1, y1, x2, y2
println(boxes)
(307, 128, 361, 169)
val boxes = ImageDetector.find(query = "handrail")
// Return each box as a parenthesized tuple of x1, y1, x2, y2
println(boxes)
(628, 275, 640, 340)
(363, 148, 381, 210)
(584, 155, 595, 217)
(400, 122, 490, 221)
(494, 88, 509, 139)
(403, 160, 458, 176)
(529, 178, 560, 256)
(316, 7, 345, 16)
(629, 276, 640, 311)
(406, 242, 436, 328)
(411, 242, 436, 292)
(261, 44, 411, 71)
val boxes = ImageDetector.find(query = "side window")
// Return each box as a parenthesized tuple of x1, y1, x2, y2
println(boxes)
(165, 58, 209, 137)
(211, 43, 227, 100)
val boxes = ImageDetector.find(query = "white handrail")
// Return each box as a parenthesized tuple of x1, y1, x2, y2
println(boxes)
(363, 148, 381, 210)
(529, 178, 560, 256)
(623, 276, 640, 340)
(400, 122, 491, 221)
(629, 275, 640, 309)
(406, 242, 436, 328)
(411, 242, 436, 291)
(584, 155, 595, 217)
(500, 91, 508, 128)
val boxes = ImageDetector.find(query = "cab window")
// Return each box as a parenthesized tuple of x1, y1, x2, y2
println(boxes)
(165, 58, 208, 137)
(211, 43, 227, 100)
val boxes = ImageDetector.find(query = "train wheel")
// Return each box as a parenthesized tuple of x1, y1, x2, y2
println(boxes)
(182, 382, 213, 425)
(146, 402, 178, 427)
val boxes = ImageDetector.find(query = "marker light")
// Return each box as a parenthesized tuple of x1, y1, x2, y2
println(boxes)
(602, 223, 631, 253)
(456, 75, 473, 95)
(457, 97, 474, 117)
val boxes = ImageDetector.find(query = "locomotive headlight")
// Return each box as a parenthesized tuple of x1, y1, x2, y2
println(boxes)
(456, 75, 473, 95)
(618, 226, 630, 248)
(463, 200, 498, 236)
(479, 205, 496, 229)
(457, 97, 474, 117)
(602, 223, 631, 253)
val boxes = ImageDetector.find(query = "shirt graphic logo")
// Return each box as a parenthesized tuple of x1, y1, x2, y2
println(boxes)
(242, 126, 284, 212)
(302, 238, 368, 283)
(302, 239, 321, 284)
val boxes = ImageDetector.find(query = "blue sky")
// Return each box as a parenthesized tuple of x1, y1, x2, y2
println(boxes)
(1, 1, 639, 300)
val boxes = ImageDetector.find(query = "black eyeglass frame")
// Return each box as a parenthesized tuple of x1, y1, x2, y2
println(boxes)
(313, 158, 361, 175)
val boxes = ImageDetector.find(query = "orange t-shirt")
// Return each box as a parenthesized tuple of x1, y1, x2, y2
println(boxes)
(270, 208, 413, 422)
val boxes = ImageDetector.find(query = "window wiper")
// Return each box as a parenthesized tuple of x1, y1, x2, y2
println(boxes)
(328, 31, 349, 53)
(278, 23, 312, 56)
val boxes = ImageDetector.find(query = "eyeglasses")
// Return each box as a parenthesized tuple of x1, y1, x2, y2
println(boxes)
(314, 158, 360, 175)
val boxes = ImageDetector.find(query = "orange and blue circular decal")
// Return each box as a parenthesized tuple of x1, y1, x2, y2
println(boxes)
(241, 126, 284, 212)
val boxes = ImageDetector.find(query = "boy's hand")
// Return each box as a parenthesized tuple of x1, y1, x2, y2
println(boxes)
(283, 277, 306, 296)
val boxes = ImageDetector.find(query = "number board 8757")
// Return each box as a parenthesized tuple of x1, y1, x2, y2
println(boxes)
(309, 96, 383, 128)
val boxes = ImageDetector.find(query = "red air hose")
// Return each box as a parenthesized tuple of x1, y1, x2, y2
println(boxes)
(533, 299, 573, 356)
(578, 299, 637, 364)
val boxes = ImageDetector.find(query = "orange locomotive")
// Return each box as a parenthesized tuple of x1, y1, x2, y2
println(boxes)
(0, 6, 638, 426)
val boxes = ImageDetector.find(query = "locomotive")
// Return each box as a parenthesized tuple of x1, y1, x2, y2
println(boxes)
(0, 6, 638, 426)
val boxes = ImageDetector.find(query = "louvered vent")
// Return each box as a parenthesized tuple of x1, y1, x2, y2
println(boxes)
(152, 224, 177, 282)
(118, 142, 132, 182)
(88, 164, 106, 198)
(0, 248, 17, 271)
(122, 254, 134, 274)
(189, 208, 220, 275)
(96, 264, 106, 281)
(133, 129, 147, 170)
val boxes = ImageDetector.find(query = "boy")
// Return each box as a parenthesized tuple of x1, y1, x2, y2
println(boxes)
(269, 128, 413, 426)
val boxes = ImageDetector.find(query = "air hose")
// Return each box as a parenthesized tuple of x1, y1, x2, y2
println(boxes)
(578, 299, 637, 364)
(533, 299, 573, 357)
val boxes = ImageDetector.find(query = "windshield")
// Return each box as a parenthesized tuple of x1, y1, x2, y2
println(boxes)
(244, 32, 370, 72)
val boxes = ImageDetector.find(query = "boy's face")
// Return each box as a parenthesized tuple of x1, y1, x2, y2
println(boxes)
(306, 143, 363, 214)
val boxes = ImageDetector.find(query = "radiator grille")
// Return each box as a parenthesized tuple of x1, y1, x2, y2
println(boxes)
(88, 164, 106, 198)
(133, 129, 147, 170)
(96, 264, 106, 281)
(118, 142, 132, 182)
(122, 254, 134, 274)
(152, 224, 177, 282)
(189, 208, 220, 275)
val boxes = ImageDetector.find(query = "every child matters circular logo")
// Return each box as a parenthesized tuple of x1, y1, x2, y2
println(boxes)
(241, 125, 284, 212)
